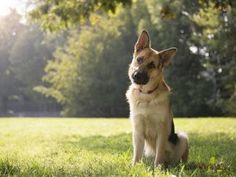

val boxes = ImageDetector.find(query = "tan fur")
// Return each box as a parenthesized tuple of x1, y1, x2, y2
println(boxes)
(126, 30, 188, 167)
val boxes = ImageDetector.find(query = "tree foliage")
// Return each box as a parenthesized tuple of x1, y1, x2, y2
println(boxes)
(31, 0, 235, 116)
(0, 0, 235, 117)
(30, 0, 132, 31)
(191, 0, 236, 115)
(34, 0, 236, 117)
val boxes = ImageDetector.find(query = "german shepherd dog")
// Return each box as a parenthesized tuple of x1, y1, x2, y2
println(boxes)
(126, 30, 189, 167)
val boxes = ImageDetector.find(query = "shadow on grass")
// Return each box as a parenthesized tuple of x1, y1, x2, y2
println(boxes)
(180, 132, 236, 175)
(63, 132, 236, 157)
(188, 132, 236, 160)
(64, 133, 132, 154)
(1, 132, 235, 176)
(62, 132, 236, 175)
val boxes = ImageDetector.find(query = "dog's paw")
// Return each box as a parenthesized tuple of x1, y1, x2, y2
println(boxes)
(154, 157, 166, 167)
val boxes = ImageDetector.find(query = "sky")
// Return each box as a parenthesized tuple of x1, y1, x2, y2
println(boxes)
(0, 0, 27, 16)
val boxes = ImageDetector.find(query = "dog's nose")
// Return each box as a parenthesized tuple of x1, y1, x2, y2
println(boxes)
(132, 71, 149, 85)
(132, 71, 142, 80)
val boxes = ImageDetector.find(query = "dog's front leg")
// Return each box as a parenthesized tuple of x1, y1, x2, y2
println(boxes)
(132, 128, 144, 165)
(155, 123, 168, 166)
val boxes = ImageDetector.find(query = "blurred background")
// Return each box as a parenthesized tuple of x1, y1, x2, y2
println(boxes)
(0, 0, 235, 117)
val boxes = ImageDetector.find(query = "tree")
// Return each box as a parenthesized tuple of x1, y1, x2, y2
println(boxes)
(0, 10, 61, 116)
(0, 10, 24, 115)
(9, 24, 58, 113)
(191, 0, 236, 115)
(35, 10, 136, 116)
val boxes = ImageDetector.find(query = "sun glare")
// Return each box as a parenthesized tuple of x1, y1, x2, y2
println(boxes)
(0, 0, 25, 16)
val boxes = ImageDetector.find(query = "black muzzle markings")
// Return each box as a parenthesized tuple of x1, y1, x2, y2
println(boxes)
(132, 70, 149, 85)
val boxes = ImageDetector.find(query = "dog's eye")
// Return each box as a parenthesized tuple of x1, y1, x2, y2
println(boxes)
(137, 57, 144, 64)
(147, 62, 155, 69)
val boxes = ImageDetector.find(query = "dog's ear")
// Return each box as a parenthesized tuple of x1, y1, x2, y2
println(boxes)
(159, 47, 177, 66)
(135, 30, 150, 52)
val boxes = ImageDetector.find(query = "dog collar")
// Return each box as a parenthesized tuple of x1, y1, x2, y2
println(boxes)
(139, 83, 160, 94)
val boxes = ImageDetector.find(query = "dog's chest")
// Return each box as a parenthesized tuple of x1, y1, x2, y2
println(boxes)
(127, 89, 170, 138)
(128, 91, 170, 122)
(131, 102, 167, 119)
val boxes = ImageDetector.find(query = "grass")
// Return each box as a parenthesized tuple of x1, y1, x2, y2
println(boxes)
(0, 118, 235, 177)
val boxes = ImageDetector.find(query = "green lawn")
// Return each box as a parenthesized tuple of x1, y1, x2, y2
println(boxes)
(0, 118, 235, 177)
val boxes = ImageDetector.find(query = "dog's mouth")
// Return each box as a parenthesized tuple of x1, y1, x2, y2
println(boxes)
(132, 71, 149, 85)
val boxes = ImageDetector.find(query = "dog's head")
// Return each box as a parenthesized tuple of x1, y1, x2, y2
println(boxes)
(128, 30, 177, 88)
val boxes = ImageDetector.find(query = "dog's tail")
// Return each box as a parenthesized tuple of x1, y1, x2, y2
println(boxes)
(144, 132, 189, 164)
(176, 132, 189, 162)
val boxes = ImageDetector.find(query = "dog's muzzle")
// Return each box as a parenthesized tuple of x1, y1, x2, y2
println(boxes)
(132, 71, 149, 85)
